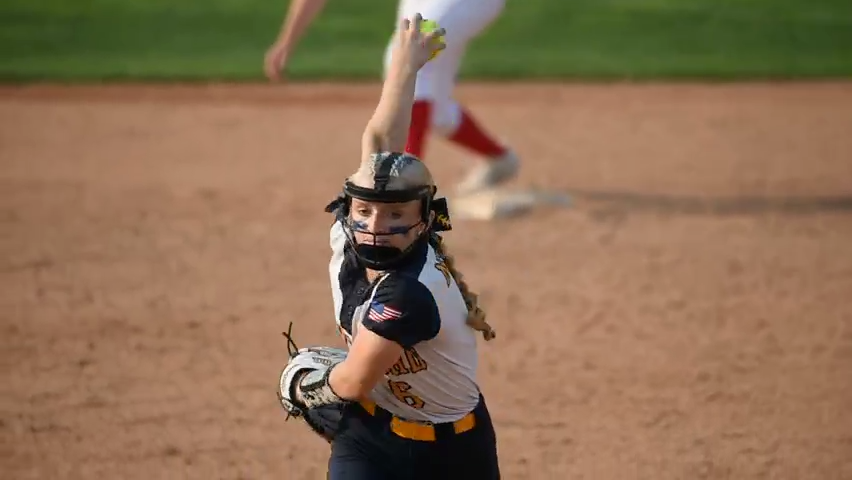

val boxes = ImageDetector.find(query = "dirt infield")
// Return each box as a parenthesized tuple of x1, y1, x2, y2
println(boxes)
(2, 82, 852, 479)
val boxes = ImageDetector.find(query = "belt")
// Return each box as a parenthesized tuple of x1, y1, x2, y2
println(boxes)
(358, 399, 476, 442)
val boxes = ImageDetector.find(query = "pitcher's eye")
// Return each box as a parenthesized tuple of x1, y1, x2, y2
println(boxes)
(355, 208, 371, 217)
(389, 211, 404, 220)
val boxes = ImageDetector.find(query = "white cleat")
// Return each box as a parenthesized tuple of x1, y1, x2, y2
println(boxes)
(454, 149, 520, 196)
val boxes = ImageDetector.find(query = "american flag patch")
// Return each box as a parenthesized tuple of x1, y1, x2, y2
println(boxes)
(367, 302, 402, 322)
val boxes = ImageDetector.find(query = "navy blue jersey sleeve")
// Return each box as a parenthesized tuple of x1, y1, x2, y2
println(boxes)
(361, 274, 440, 349)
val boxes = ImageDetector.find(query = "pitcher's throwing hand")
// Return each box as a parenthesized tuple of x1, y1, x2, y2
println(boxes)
(264, 0, 521, 197)
(390, 13, 447, 74)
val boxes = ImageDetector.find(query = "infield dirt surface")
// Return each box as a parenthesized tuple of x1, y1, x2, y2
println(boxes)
(2, 82, 852, 479)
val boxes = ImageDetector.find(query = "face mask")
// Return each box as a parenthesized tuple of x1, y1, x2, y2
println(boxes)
(345, 219, 423, 270)
(322, 169, 453, 271)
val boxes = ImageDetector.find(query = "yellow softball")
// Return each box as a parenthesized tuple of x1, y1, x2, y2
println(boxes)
(420, 19, 445, 61)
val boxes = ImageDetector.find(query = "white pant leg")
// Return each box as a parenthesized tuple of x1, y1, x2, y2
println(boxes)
(383, 0, 506, 134)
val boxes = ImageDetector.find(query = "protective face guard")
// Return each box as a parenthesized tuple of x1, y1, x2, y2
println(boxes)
(324, 181, 452, 270)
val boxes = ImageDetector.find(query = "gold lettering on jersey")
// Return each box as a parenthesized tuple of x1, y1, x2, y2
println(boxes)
(434, 258, 453, 287)
(385, 348, 428, 408)
(386, 356, 410, 376)
(404, 348, 427, 373)
(385, 347, 428, 376)
(388, 380, 425, 409)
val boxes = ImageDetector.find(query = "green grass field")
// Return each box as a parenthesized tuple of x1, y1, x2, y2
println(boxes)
(2, 0, 852, 81)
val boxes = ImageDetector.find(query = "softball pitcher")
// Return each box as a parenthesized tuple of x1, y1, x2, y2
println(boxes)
(265, 0, 519, 196)
(277, 15, 501, 479)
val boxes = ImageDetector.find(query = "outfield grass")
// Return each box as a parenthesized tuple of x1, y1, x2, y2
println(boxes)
(1, 0, 851, 81)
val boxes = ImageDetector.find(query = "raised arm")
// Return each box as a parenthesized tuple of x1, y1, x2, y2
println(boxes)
(361, 14, 446, 161)
(264, 0, 330, 81)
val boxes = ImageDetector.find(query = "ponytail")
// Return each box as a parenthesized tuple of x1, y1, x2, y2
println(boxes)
(431, 234, 496, 341)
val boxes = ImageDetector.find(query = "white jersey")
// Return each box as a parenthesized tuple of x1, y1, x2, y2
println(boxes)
(328, 221, 481, 423)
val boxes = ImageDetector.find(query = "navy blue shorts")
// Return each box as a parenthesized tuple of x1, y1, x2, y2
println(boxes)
(328, 395, 500, 480)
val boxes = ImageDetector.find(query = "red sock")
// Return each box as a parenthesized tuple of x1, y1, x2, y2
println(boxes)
(405, 100, 432, 159)
(446, 107, 507, 159)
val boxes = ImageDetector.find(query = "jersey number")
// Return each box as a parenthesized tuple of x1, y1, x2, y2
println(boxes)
(388, 380, 425, 409)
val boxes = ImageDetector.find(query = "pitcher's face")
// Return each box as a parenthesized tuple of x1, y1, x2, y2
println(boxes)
(349, 198, 425, 250)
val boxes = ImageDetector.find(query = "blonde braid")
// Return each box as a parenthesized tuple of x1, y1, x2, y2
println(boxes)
(432, 235, 496, 341)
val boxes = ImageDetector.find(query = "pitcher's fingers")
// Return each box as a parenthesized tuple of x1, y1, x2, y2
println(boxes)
(400, 18, 410, 31)
(410, 13, 423, 34)
(423, 28, 446, 42)
(425, 29, 446, 52)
